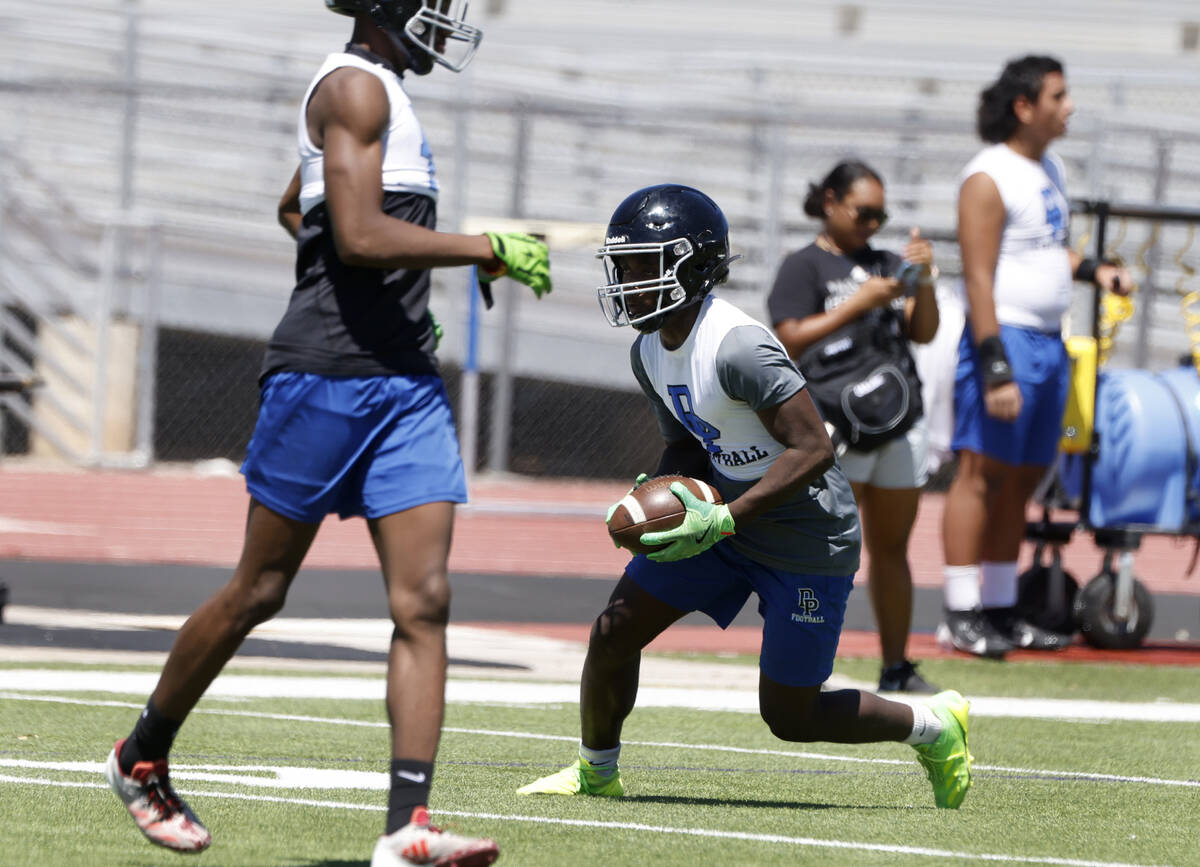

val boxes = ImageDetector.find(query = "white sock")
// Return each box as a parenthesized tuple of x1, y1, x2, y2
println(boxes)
(579, 743, 621, 777)
(903, 703, 944, 745)
(980, 561, 1019, 609)
(943, 564, 981, 612)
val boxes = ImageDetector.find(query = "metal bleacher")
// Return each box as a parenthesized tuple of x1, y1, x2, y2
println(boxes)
(2, 0, 1200, 462)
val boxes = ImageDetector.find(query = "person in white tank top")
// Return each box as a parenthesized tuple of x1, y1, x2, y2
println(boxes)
(105, 5, 550, 866)
(939, 56, 1131, 660)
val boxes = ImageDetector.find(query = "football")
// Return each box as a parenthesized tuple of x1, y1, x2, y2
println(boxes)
(607, 474, 724, 555)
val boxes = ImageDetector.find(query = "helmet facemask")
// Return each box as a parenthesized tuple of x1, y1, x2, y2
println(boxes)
(399, 0, 482, 73)
(327, 0, 482, 74)
(597, 238, 697, 333)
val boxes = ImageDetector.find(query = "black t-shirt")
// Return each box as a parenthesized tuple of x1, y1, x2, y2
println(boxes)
(766, 240, 926, 448)
(260, 190, 440, 383)
(767, 242, 907, 327)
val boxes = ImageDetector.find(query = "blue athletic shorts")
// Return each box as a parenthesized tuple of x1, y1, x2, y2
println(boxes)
(951, 324, 1068, 467)
(626, 543, 853, 688)
(241, 371, 467, 523)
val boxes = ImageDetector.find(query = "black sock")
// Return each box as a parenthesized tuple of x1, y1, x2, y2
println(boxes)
(386, 759, 434, 834)
(118, 697, 183, 774)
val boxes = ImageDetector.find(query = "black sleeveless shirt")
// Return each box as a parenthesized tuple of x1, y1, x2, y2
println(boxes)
(260, 190, 440, 383)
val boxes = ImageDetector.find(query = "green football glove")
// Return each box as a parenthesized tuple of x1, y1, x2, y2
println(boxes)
(641, 482, 735, 562)
(479, 231, 552, 298)
(428, 310, 444, 349)
(605, 473, 649, 545)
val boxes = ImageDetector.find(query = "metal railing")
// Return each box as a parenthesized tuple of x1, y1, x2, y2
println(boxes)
(0, 181, 162, 466)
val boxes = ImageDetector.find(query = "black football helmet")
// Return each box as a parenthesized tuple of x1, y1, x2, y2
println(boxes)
(597, 184, 738, 333)
(325, 0, 482, 75)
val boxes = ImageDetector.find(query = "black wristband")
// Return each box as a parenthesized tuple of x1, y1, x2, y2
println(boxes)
(1075, 257, 1108, 286)
(978, 335, 1014, 386)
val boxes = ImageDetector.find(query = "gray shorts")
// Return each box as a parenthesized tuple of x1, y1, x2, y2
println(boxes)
(837, 414, 929, 489)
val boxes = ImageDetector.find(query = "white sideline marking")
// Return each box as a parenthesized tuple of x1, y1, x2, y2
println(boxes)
(0, 758, 386, 790)
(3, 693, 1198, 790)
(0, 773, 1168, 867)
(4, 669, 1200, 722)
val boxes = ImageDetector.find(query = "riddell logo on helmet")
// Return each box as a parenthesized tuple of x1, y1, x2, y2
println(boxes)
(606, 235, 628, 244)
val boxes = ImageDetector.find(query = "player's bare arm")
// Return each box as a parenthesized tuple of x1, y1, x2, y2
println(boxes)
(278, 166, 303, 240)
(958, 172, 1004, 340)
(725, 389, 835, 526)
(311, 67, 499, 270)
(960, 170, 1020, 421)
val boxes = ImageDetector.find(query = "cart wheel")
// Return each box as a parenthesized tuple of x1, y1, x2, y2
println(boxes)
(1072, 571, 1154, 650)
(1016, 566, 1080, 635)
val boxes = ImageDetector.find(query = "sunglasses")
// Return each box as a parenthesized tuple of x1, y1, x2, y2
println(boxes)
(848, 205, 889, 227)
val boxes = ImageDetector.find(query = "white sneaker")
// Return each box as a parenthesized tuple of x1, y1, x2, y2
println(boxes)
(104, 739, 212, 852)
(370, 806, 498, 866)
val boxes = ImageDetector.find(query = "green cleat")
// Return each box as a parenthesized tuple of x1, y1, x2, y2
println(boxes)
(516, 759, 624, 797)
(912, 689, 973, 809)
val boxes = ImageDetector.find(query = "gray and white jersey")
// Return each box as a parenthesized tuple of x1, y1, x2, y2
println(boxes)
(631, 295, 860, 575)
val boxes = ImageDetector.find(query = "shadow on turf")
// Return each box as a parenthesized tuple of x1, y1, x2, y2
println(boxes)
(621, 794, 907, 811)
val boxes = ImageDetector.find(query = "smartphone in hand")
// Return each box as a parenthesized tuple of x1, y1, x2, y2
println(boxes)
(894, 261, 923, 289)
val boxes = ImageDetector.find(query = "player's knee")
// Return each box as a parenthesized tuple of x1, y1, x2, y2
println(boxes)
(231, 571, 290, 628)
(587, 611, 640, 665)
(387, 569, 451, 633)
(762, 710, 820, 742)
(760, 695, 824, 742)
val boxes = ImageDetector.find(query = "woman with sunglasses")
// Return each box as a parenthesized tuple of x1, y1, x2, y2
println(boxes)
(768, 159, 939, 694)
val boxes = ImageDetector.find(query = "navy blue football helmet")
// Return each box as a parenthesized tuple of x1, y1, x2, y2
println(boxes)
(597, 184, 738, 333)
(325, 0, 482, 75)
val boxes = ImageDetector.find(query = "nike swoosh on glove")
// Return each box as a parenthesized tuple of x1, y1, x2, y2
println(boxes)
(641, 482, 735, 562)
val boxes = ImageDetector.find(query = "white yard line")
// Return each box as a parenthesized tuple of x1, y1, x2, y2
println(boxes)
(0, 773, 1170, 867)
(2, 693, 1198, 790)
(3, 668, 1200, 722)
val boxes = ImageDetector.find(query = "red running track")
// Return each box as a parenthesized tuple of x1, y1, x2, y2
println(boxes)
(4, 465, 1200, 663)
(3, 465, 1198, 594)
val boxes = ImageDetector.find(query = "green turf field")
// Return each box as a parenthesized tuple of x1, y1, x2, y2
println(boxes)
(2, 655, 1198, 866)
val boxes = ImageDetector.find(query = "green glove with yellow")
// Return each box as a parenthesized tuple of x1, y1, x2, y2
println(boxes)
(641, 482, 735, 562)
(478, 231, 552, 298)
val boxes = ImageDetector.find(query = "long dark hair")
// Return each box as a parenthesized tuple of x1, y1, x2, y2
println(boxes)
(977, 55, 1064, 144)
(802, 161, 884, 218)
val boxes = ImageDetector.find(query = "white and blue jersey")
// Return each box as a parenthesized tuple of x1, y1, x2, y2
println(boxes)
(298, 49, 438, 212)
(625, 294, 861, 687)
(630, 295, 860, 576)
(958, 143, 1073, 332)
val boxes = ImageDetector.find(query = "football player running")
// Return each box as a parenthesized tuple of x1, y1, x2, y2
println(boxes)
(517, 184, 970, 809)
(104, 3, 547, 865)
